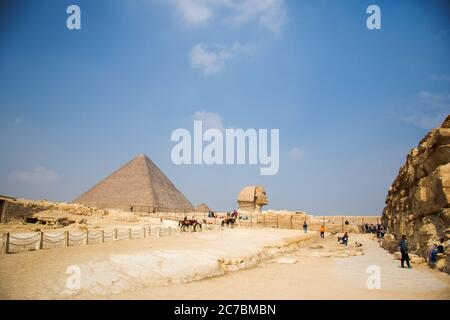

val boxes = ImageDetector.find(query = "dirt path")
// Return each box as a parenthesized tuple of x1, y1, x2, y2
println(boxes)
(106, 233, 450, 300)
(0, 230, 448, 300)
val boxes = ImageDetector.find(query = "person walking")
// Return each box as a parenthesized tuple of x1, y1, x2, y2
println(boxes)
(320, 225, 325, 238)
(399, 235, 411, 268)
(303, 221, 308, 234)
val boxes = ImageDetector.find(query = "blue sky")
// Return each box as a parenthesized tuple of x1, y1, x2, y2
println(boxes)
(0, 0, 449, 215)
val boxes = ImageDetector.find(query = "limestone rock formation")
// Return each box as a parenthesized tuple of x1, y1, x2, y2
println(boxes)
(1, 198, 107, 223)
(237, 186, 268, 213)
(74, 154, 194, 211)
(382, 115, 450, 273)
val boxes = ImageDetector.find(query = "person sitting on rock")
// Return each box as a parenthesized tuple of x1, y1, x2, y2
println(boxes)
(428, 244, 438, 267)
(437, 238, 445, 254)
(399, 235, 411, 269)
(342, 232, 349, 246)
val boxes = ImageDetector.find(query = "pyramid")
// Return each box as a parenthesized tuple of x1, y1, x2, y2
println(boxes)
(74, 154, 194, 211)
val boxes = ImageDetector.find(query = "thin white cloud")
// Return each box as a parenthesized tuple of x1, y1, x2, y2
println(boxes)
(289, 147, 303, 160)
(223, 0, 287, 34)
(193, 111, 224, 130)
(427, 74, 450, 82)
(10, 166, 60, 185)
(404, 91, 450, 129)
(13, 117, 24, 126)
(174, 0, 287, 33)
(190, 41, 249, 74)
(175, 0, 213, 25)
(417, 90, 450, 103)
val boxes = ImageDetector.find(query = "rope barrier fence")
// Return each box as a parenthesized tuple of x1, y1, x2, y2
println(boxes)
(0, 215, 226, 254)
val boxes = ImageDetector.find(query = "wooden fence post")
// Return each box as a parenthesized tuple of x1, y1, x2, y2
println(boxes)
(65, 231, 69, 247)
(129, 228, 132, 239)
(86, 230, 89, 245)
(263, 214, 266, 227)
(290, 215, 293, 229)
(115, 228, 118, 241)
(143, 227, 146, 238)
(5, 232, 10, 254)
(102, 230, 105, 243)
(39, 232, 44, 249)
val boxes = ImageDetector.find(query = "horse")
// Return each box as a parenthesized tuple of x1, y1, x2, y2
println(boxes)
(179, 219, 202, 232)
(221, 217, 236, 228)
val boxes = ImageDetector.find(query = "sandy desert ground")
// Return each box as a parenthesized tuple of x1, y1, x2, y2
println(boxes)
(0, 227, 449, 300)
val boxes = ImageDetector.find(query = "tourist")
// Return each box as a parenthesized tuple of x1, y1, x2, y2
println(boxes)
(437, 238, 445, 254)
(399, 235, 411, 268)
(428, 244, 438, 267)
(342, 232, 348, 246)
(303, 221, 308, 234)
(320, 225, 325, 238)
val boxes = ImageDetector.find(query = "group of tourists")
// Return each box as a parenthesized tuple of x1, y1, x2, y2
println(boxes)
(207, 211, 216, 218)
(302, 221, 326, 238)
(364, 223, 387, 238)
(207, 210, 240, 219)
(398, 235, 446, 269)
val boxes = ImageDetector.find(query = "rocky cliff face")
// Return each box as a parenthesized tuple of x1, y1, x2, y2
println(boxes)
(382, 115, 450, 272)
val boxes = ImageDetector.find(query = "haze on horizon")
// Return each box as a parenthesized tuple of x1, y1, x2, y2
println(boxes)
(0, 0, 449, 215)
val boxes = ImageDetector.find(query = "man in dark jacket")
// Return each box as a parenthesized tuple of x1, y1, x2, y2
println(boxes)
(400, 235, 411, 268)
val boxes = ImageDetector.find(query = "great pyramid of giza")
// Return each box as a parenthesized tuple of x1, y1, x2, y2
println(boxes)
(73, 154, 194, 211)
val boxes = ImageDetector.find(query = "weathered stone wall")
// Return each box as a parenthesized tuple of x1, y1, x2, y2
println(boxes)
(382, 115, 450, 272)
(3, 199, 107, 223)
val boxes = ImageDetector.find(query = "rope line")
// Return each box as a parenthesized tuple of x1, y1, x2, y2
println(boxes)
(68, 235, 85, 241)
(43, 238, 64, 244)
(43, 233, 65, 239)
(87, 234, 102, 240)
(2, 220, 222, 254)
(69, 233, 85, 238)
(9, 233, 40, 241)
(9, 239, 39, 247)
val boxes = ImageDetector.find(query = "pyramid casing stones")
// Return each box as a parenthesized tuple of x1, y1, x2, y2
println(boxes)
(73, 154, 193, 211)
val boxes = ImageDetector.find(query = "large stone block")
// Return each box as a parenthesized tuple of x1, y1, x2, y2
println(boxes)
(413, 164, 450, 216)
